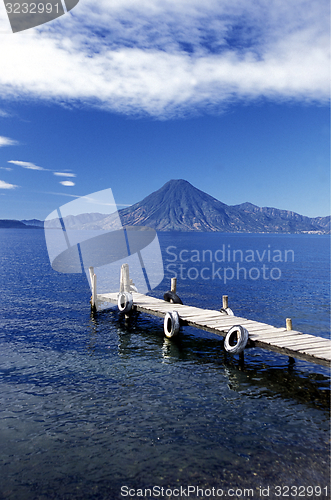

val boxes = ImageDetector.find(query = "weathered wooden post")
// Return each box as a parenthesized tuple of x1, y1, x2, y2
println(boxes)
(89, 266, 94, 285)
(89, 266, 97, 312)
(222, 295, 228, 309)
(119, 263, 132, 319)
(120, 263, 130, 293)
(286, 318, 295, 363)
(119, 265, 124, 293)
(171, 277, 177, 293)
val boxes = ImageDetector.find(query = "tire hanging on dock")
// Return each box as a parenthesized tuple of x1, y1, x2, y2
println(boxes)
(220, 307, 234, 316)
(224, 325, 249, 354)
(118, 291, 133, 314)
(164, 311, 180, 338)
(163, 291, 183, 304)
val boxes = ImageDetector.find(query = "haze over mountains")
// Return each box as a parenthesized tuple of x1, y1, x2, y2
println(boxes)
(1, 179, 330, 233)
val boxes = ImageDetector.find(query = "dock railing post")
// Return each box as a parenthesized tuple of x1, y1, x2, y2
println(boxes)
(92, 274, 97, 308)
(120, 263, 130, 293)
(119, 263, 132, 319)
(171, 277, 177, 293)
(89, 266, 97, 312)
(89, 266, 94, 285)
(119, 265, 124, 293)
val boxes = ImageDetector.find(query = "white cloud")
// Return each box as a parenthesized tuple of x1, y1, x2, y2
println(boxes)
(0, 179, 17, 189)
(0, 166, 12, 170)
(60, 180, 75, 186)
(8, 160, 47, 170)
(0, 0, 329, 117)
(53, 172, 76, 177)
(0, 136, 18, 147)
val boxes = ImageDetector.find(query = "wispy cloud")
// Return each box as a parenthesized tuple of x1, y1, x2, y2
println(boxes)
(0, 0, 329, 117)
(8, 160, 48, 171)
(60, 180, 75, 186)
(0, 179, 18, 189)
(45, 191, 131, 206)
(0, 167, 13, 171)
(53, 172, 76, 177)
(0, 136, 18, 147)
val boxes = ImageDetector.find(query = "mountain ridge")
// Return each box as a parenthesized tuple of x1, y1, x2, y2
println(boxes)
(1, 179, 329, 233)
(114, 179, 329, 233)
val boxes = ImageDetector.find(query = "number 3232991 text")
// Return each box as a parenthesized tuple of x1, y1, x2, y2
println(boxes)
(5, 3, 60, 14)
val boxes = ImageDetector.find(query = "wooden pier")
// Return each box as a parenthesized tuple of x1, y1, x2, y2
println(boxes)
(89, 267, 331, 368)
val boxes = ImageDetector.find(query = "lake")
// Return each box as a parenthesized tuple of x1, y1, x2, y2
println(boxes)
(0, 229, 330, 500)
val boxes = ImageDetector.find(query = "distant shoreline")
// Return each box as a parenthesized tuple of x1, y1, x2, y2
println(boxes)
(0, 220, 328, 235)
(0, 220, 43, 229)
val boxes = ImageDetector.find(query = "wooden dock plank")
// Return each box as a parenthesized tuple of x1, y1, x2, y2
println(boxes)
(274, 334, 330, 346)
(194, 317, 250, 327)
(250, 332, 305, 341)
(250, 336, 330, 348)
(202, 320, 270, 330)
(226, 327, 289, 336)
(253, 336, 329, 347)
(272, 343, 330, 353)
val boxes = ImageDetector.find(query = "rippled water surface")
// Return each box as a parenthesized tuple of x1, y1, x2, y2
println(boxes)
(0, 230, 330, 500)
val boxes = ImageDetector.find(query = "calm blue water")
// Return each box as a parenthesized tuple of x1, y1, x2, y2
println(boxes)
(0, 230, 330, 500)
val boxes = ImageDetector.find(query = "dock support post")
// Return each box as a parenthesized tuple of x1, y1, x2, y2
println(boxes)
(288, 356, 295, 366)
(239, 351, 245, 369)
(222, 295, 228, 309)
(286, 318, 295, 364)
(120, 263, 131, 293)
(89, 266, 94, 286)
(89, 266, 97, 312)
(171, 277, 177, 293)
(120, 263, 132, 319)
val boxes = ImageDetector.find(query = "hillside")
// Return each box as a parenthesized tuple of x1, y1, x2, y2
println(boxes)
(0, 220, 38, 229)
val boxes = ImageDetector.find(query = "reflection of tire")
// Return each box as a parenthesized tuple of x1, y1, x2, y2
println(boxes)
(164, 291, 183, 304)
(224, 325, 249, 354)
(118, 292, 133, 314)
(220, 307, 234, 316)
(164, 311, 180, 338)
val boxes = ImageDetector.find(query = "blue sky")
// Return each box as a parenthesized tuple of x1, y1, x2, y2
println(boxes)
(0, 0, 329, 220)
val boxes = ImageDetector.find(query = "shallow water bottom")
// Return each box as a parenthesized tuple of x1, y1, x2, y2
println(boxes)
(0, 311, 330, 500)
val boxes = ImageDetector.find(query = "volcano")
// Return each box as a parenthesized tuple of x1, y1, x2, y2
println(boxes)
(115, 179, 329, 233)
